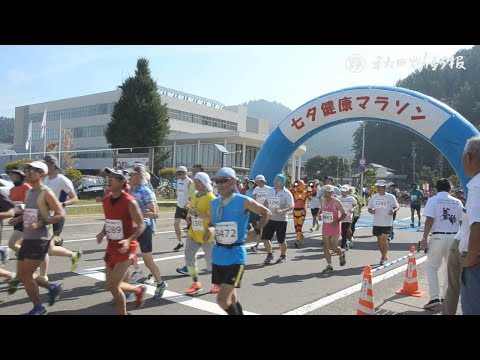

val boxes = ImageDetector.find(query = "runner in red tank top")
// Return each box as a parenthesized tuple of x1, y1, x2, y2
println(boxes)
(96, 168, 146, 315)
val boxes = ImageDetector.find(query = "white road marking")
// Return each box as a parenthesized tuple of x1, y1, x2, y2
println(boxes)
(282, 255, 427, 315)
(76, 267, 258, 315)
(62, 230, 176, 243)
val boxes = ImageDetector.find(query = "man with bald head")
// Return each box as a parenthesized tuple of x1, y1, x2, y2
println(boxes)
(459, 136, 480, 314)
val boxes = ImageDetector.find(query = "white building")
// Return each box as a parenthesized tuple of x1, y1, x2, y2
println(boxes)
(11, 86, 272, 176)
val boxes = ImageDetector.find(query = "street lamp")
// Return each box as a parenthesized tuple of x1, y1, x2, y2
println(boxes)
(360, 121, 366, 193)
(214, 144, 229, 167)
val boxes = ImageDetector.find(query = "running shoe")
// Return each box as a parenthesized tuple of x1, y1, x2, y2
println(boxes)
(185, 282, 202, 295)
(153, 281, 167, 299)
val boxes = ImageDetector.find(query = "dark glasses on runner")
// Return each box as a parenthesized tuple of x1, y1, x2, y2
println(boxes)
(214, 178, 231, 184)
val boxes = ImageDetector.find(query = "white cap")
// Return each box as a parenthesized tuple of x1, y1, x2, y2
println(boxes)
(176, 166, 187, 173)
(387, 182, 395, 187)
(27, 161, 48, 174)
(340, 185, 350, 192)
(375, 180, 388, 187)
(323, 184, 335, 193)
(194, 172, 213, 192)
(255, 174, 266, 182)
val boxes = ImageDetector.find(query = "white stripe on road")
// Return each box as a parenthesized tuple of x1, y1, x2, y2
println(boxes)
(76, 268, 258, 315)
(64, 217, 180, 227)
(62, 230, 176, 243)
(282, 255, 427, 315)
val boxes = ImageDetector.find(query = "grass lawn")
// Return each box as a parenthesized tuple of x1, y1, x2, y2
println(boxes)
(67, 199, 177, 216)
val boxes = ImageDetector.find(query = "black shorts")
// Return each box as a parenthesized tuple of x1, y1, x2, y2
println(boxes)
(138, 224, 153, 253)
(17, 239, 51, 261)
(211, 263, 245, 288)
(53, 219, 65, 236)
(310, 208, 320, 217)
(410, 205, 421, 211)
(262, 220, 288, 243)
(249, 212, 260, 227)
(175, 206, 188, 220)
(13, 214, 24, 232)
(372, 226, 392, 237)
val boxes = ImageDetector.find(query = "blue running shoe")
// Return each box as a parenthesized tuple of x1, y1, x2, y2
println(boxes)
(48, 283, 62, 306)
(176, 265, 189, 276)
(28, 305, 47, 315)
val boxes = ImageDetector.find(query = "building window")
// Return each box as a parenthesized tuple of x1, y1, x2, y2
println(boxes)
(168, 109, 237, 130)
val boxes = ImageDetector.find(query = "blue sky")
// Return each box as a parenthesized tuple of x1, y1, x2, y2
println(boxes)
(0, 45, 473, 118)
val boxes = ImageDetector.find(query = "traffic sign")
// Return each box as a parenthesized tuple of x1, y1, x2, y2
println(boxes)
(358, 165, 366, 173)
(359, 158, 366, 166)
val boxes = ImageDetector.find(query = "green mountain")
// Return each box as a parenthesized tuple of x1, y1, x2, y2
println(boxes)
(351, 45, 478, 183)
(245, 99, 356, 160)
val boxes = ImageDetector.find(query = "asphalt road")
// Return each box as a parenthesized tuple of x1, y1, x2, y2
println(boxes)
(0, 206, 454, 315)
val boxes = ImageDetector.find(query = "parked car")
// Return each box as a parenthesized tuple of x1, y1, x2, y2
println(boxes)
(74, 176, 106, 199)
(0, 179, 14, 197)
(1, 173, 11, 182)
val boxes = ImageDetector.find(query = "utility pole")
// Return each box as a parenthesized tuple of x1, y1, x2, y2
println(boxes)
(438, 153, 443, 178)
(360, 121, 366, 192)
(411, 142, 417, 184)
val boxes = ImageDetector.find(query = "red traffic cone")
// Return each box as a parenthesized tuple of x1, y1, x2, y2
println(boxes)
(395, 246, 426, 297)
(357, 264, 375, 315)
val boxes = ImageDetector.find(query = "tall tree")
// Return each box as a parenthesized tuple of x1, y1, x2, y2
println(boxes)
(105, 58, 170, 152)
(0, 117, 14, 143)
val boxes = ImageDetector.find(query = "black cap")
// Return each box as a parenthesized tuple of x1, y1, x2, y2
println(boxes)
(325, 176, 334, 181)
(43, 154, 61, 170)
(129, 164, 146, 174)
(104, 167, 128, 180)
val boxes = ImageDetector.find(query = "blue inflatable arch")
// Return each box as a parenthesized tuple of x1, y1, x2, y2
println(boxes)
(250, 86, 480, 190)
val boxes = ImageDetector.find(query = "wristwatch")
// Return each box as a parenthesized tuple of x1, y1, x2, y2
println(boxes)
(254, 228, 261, 235)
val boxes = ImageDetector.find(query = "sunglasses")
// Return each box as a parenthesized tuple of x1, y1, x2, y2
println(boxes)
(26, 167, 43, 174)
(107, 176, 124, 181)
(214, 177, 231, 184)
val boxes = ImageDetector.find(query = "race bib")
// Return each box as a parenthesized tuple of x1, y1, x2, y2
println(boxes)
(322, 211, 333, 224)
(267, 197, 280, 210)
(215, 221, 238, 245)
(191, 217, 204, 231)
(23, 208, 38, 226)
(341, 201, 352, 212)
(374, 200, 388, 209)
(411, 195, 417, 201)
(105, 219, 124, 240)
(256, 193, 267, 204)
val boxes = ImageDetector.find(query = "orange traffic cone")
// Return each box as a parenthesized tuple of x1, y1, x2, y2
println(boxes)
(395, 246, 426, 297)
(357, 264, 375, 315)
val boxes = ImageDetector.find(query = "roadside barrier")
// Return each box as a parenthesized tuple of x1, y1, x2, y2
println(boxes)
(356, 246, 425, 315)
(395, 246, 426, 297)
(357, 265, 375, 315)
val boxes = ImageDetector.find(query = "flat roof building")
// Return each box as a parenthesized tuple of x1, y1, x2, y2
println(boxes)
(11, 86, 270, 176)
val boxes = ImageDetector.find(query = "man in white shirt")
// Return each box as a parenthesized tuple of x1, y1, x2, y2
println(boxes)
(261, 174, 294, 264)
(420, 178, 463, 310)
(43, 155, 79, 246)
(42, 155, 82, 273)
(250, 174, 271, 253)
(459, 136, 480, 315)
(368, 180, 399, 266)
(173, 166, 193, 252)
